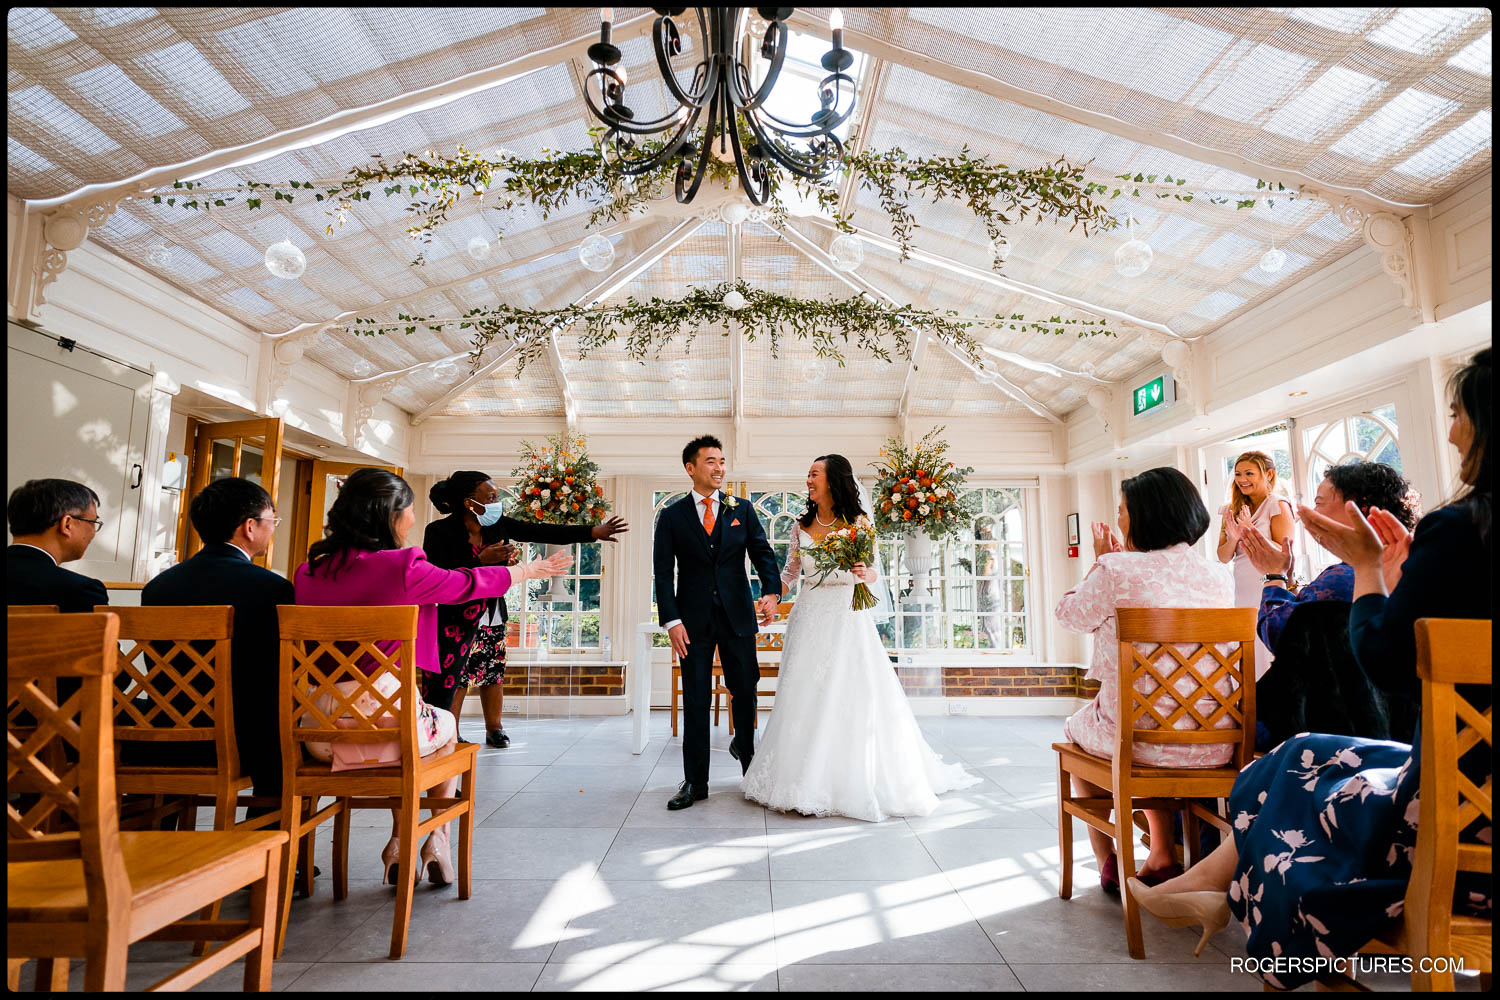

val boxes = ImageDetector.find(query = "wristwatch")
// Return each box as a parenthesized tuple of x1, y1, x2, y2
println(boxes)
(1262, 573, 1289, 584)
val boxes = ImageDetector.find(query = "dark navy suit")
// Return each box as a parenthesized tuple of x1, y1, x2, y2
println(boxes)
(654, 491, 781, 788)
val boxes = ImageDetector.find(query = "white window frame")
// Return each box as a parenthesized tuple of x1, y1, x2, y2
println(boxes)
(494, 482, 606, 657)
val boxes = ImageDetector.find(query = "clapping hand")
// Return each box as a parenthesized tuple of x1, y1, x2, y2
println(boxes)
(1091, 522, 1124, 558)
(522, 550, 575, 579)
(1240, 524, 1293, 578)
(478, 541, 519, 566)
(1368, 508, 1413, 591)
(1297, 501, 1382, 569)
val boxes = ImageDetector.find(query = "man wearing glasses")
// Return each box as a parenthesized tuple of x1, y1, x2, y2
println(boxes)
(140, 477, 295, 800)
(6, 478, 110, 612)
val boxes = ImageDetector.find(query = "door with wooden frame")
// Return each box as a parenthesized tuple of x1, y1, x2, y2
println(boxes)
(180, 417, 284, 566)
(305, 460, 404, 564)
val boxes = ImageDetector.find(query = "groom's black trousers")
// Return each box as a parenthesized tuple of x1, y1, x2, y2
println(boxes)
(680, 603, 761, 789)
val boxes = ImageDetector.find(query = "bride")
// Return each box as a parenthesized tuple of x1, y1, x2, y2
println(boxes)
(741, 454, 980, 821)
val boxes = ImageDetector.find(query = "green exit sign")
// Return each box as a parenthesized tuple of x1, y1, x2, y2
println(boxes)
(1131, 374, 1175, 416)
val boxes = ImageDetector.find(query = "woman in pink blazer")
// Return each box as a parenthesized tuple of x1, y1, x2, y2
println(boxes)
(294, 468, 572, 886)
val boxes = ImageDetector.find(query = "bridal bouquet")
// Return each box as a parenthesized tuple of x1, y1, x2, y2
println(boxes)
(869, 426, 979, 541)
(509, 432, 612, 526)
(808, 517, 880, 612)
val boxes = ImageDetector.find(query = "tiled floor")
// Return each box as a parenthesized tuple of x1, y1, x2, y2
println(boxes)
(15, 712, 1484, 992)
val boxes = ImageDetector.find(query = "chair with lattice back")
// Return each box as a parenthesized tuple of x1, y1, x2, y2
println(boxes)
(7, 611, 288, 991)
(1054, 607, 1257, 960)
(7, 605, 59, 615)
(1314, 618, 1493, 992)
(276, 604, 479, 961)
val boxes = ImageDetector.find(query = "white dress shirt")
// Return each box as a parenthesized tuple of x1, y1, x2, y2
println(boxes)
(662, 488, 721, 633)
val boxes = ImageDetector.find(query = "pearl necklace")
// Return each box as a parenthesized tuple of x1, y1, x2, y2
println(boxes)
(814, 509, 838, 527)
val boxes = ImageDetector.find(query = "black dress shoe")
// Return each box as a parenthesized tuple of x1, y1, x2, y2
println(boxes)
(667, 781, 708, 810)
(728, 738, 753, 776)
(486, 728, 510, 748)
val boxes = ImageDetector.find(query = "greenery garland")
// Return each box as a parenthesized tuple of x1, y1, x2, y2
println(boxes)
(349, 281, 1112, 374)
(150, 132, 1294, 269)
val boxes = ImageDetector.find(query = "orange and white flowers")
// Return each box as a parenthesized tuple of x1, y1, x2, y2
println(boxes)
(870, 426, 978, 541)
(808, 517, 880, 611)
(509, 432, 612, 526)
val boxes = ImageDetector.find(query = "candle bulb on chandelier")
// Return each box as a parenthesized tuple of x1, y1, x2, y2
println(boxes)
(829, 8, 844, 50)
(599, 8, 613, 46)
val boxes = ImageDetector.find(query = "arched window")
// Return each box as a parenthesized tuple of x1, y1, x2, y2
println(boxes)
(1300, 403, 1403, 575)
(876, 487, 1031, 652)
(495, 485, 604, 652)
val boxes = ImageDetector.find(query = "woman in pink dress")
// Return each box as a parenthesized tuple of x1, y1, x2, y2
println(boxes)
(294, 468, 572, 886)
(1056, 467, 1235, 894)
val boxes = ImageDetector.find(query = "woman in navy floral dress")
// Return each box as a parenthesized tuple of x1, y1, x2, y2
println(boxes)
(1128, 348, 1492, 989)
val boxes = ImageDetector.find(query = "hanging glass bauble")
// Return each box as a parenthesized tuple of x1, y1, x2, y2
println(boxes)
(801, 359, 828, 385)
(1114, 238, 1153, 278)
(722, 289, 748, 311)
(669, 360, 691, 382)
(352, 359, 375, 377)
(434, 360, 460, 380)
(722, 200, 752, 226)
(264, 240, 306, 280)
(829, 234, 865, 272)
(578, 234, 615, 272)
(147, 244, 173, 268)
(467, 236, 491, 261)
(988, 236, 1011, 263)
(1259, 247, 1287, 273)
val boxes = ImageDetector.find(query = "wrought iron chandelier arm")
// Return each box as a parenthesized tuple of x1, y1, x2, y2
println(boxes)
(652, 12, 714, 110)
(725, 18, 788, 112)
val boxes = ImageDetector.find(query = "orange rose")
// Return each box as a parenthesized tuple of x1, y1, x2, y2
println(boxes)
(903, 510, 913, 521)
(906, 497, 920, 510)
(594, 485, 603, 496)
(882, 501, 893, 512)
(566, 476, 575, 485)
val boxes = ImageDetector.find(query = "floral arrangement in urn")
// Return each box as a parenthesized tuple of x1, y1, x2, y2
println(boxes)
(870, 426, 979, 542)
(509, 432, 611, 525)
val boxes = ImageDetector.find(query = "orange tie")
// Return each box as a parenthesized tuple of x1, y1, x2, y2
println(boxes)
(701, 496, 715, 535)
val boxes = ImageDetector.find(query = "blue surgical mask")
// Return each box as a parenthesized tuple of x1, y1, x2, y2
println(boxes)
(471, 500, 504, 527)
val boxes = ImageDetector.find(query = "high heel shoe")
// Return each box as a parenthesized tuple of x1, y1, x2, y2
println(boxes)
(419, 826, 455, 887)
(380, 836, 423, 888)
(1125, 877, 1230, 957)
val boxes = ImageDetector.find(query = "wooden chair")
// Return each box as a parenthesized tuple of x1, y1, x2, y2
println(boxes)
(276, 604, 480, 960)
(7, 606, 59, 614)
(670, 601, 796, 737)
(670, 652, 727, 737)
(1310, 618, 1492, 992)
(7, 612, 288, 991)
(1054, 607, 1257, 960)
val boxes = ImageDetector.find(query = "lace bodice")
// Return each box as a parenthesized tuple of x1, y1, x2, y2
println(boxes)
(781, 526, 881, 593)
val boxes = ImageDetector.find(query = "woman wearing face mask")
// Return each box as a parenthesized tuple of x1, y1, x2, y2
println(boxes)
(423, 471, 629, 747)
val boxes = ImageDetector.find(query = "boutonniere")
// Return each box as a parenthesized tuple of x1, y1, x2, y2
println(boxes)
(723, 494, 738, 509)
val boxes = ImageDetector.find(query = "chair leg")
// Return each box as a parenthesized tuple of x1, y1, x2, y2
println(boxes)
(671, 668, 680, 738)
(389, 792, 421, 959)
(190, 794, 237, 957)
(297, 802, 317, 898)
(726, 692, 734, 737)
(459, 762, 475, 901)
(1116, 788, 1146, 960)
(1056, 754, 1073, 900)
(82, 923, 128, 991)
(33, 958, 68, 991)
(333, 798, 351, 901)
(243, 845, 280, 992)
(1183, 804, 1201, 870)
(274, 793, 301, 958)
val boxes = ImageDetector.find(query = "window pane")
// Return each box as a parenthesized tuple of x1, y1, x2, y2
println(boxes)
(579, 578, 601, 612)
(577, 613, 600, 648)
(547, 615, 574, 648)
(578, 543, 603, 576)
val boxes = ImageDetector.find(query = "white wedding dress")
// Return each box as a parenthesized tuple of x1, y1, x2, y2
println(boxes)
(741, 527, 980, 821)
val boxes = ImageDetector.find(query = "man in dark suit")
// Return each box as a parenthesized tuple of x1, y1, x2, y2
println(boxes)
(6, 478, 109, 612)
(141, 477, 295, 796)
(654, 435, 782, 810)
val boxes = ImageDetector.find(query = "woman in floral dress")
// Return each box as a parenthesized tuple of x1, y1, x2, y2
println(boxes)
(1128, 347, 1492, 988)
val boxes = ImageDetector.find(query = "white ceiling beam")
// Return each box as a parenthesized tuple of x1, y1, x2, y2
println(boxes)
(410, 218, 707, 424)
(786, 10, 1423, 216)
(836, 58, 887, 221)
(977, 344, 1111, 385)
(899, 329, 929, 423)
(25, 13, 660, 212)
(409, 345, 520, 424)
(802, 217, 1185, 340)
(546, 333, 579, 430)
(267, 214, 661, 340)
(775, 223, 1061, 424)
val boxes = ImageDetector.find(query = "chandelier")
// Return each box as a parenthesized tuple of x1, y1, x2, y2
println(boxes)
(584, 7, 855, 205)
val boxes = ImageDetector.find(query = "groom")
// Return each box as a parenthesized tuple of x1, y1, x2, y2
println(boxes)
(655, 435, 782, 809)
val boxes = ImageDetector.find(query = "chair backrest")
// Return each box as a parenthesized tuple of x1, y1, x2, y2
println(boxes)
(8, 605, 60, 615)
(756, 602, 795, 652)
(276, 605, 420, 773)
(1115, 607, 1257, 770)
(1408, 618, 1492, 939)
(7, 612, 131, 916)
(101, 605, 236, 774)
